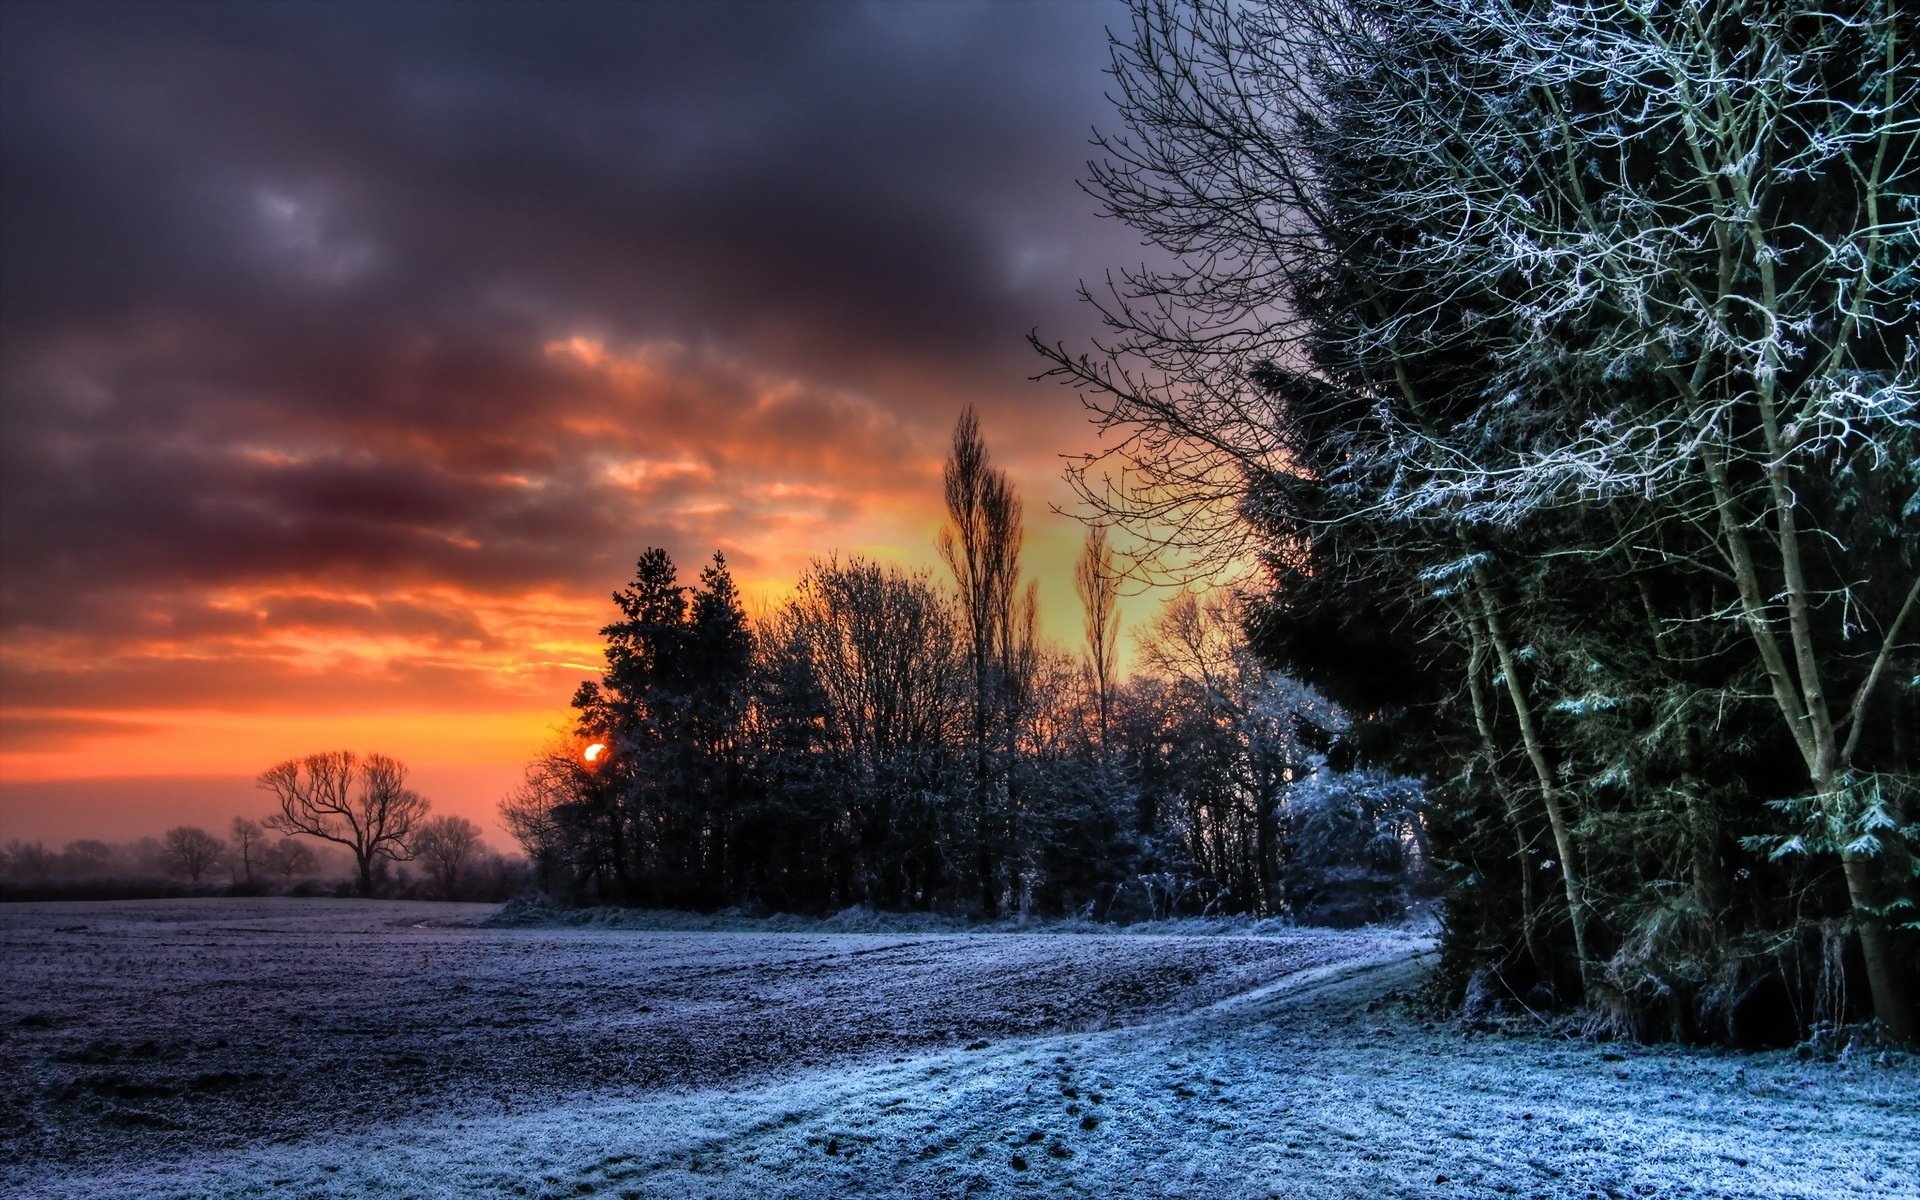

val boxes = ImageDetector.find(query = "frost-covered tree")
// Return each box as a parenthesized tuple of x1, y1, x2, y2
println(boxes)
(1306, 0, 1918, 1037)
(1359, 0, 1918, 1037)
(1134, 592, 1341, 915)
(1285, 769, 1426, 926)
(1041, 0, 1918, 1040)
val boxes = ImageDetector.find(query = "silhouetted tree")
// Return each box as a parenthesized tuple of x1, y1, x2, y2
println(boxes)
(569, 549, 753, 905)
(501, 742, 602, 898)
(60, 840, 113, 876)
(412, 815, 482, 899)
(229, 817, 262, 883)
(262, 836, 318, 882)
(939, 406, 1037, 916)
(258, 751, 429, 896)
(1075, 526, 1122, 747)
(4, 840, 55, 878)
(162, 825, 226, 883)
(765, 557, 965, 907)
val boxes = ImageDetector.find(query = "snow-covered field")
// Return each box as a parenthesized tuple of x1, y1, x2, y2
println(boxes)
(2, 899, 1913, 1199)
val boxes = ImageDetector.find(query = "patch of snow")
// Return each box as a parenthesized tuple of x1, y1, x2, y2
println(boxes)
(3, 899, 1910, 1199)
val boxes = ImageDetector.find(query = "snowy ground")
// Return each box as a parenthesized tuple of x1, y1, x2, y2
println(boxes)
(2, 900, 1914, 1199)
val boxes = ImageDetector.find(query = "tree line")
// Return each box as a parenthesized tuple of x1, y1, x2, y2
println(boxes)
(502, 407, 1429, 927)
(3, 754, 523, 901)
(0, 826, 322, 890)
(255, 750, 522, 899)
(1031, 0, 1918, 1042)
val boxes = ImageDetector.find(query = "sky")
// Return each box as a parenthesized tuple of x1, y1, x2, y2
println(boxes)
(0, 0, 1167, 849)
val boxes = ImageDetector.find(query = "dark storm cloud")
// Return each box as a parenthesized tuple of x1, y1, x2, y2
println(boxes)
(1, 0, 1119, 377)
(1, 0, 1128, 652)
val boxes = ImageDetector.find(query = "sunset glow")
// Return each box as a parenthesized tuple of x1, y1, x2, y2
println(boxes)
(0, 1, 1160, 850)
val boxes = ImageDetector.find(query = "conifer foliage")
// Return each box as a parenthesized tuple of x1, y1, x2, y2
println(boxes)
(505, 413, 1426, 936)
(1036, 0, 1918, 1041)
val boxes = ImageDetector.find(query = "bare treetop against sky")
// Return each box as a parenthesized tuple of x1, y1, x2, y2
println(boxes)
(0, 0, 1152, 842)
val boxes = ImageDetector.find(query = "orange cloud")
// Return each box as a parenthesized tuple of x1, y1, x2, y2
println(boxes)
(0, 0, 1179, 853)
(2, 326, 1151, 848)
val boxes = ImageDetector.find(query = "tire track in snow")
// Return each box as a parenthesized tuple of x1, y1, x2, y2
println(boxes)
(575, 944, 1436, 1196)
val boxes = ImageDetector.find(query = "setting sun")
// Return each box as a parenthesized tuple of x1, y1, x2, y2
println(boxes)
(582, 743, 606, 764)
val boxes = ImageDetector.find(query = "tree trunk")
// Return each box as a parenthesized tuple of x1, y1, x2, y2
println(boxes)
(1476, 581, 1593, 993)
(1465, 615, 1547, 975)
(1683, 779, 1727, 919)
(1704, 447, 1915, 1041)
(1838, 847, 1916, 1042)
(1255, 779, 1279, 918)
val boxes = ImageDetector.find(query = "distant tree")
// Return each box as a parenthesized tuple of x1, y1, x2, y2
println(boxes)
(412, 815, 483, 899)
(60, 840, 113, 877)
(163, 826, 226, 883)
(262, 836, 317, 882)
(258, 751, 429, 896)
(766, 556, 965, 907)
(938, 406, 1037, 916)
(1074, 525, 1123, 746)
(229, 817, 262, 883)
(499, 742, 593, 895)
(3, 839, 55, 879)
(130, 836, 169, 878)
(570, 549, 755, 906)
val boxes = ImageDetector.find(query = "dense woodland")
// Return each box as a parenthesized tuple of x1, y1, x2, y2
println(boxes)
(503, 407, 1427, 931)
(506, 0, 1918, 1046)
(1024, 0, 1919, 1043)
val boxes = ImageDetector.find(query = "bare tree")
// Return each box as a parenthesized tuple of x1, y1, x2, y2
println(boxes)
(3, 840, 55, 878)
(775, 556, 963, 777)
(411, 815, 482, 899)
(163, 825, 226, 883)
(938, 406, 1034, 915)
(1074, 525, 1123, 744)
(1029, 0, 1347, 584)
(262, 836, 317, 882)
(229, 817, 262, 883)
(60, 840, 113, 877)
(1139, 591, 1333, 915)
(939, 406, 1027, 762)
(258, 751, 429, 896)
